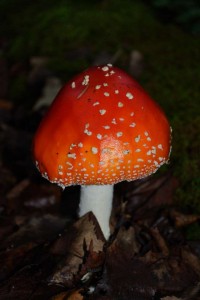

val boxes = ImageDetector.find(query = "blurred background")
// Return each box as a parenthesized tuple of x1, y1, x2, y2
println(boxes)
(0, 0, 200, 236)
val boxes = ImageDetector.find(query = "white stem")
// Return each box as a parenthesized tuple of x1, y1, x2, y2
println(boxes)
(79, 185, 113, 240)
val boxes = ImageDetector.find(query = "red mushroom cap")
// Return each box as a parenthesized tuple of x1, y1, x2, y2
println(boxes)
(33, 64, 171, 188)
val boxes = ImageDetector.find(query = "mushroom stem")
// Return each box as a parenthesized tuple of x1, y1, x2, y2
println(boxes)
(79, 185, 113, 239)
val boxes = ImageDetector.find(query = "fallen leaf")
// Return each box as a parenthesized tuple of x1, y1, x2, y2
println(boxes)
(49, 212, 105, 287)
(149, 227, 169, 257)
(51, 290, 84, 300)
(170, 209, 200, 227)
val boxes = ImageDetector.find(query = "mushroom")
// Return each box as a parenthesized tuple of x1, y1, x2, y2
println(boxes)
(33, 64, 171, 239)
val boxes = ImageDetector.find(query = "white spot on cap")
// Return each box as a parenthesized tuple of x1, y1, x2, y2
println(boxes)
(97, 134, 102, 140)
(68, 153, 76, 159)
(116, 132, 123, 137)
(158, 144, 163, 150)
(104, 92, 110, 97)
(147, 137, 151, 141)
(147, 150, 152, 156)
(119, 118, 124, 122)
(103, 83, 108, 86)
(135, 135, 140, 143)
(99, 109, 106, 115)
(91, 147, 98, 154)
(126, 92, 134, 100)
(84, 123, 92, 136)
(123, 150, 130, 155)
(135, 149, 141, 152)
(93, 102, 100, 106)
(130, 112, 134, 116)
(102, 66, 109, 71)
(103, 125, 110, 129)
(111, 118, 117, 124)
(130, 123, 136, 127)
(82, 75, 89, 85)
(154, 161, 159, 166)
(144, 131, 149, 136)
(152, 148, 156, 154)
(84, 129, 92, 136)
(95, 85, 101, 90)
(70, 143, 76, 150)
(118, 102, 124, 107)
(78, 143, 83, 148)
(71, 82, 76, 88)
(115, 90, 119, 94)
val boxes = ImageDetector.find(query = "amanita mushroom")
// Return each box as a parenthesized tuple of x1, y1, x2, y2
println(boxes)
(33, 64, 171, 239)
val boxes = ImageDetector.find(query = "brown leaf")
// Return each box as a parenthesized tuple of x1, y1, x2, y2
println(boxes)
(0, 242, 35, 281)
(6, 180, 61, 214)
(0, 99, 13, 110)
(119, 174, 178, 225)
(6, 179, 30, 201)
(149, 227, 169, 257)
(170, 209, 200, 227)
(93, 220, 200, 299)
(181, 247, 200, 274)
(0, 256, 56, 300)
(51, 290, 84, 300)
(108, 226, 141, 255)
(1, 214, 66, 250)
(49, 212, 105, 287)
(0, 217, 17, 244)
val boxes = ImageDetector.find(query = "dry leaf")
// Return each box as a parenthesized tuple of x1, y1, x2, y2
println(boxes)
(51, 290, 84, 300)
(50, 212, 105, 287)
(170, 209, 200, 227)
